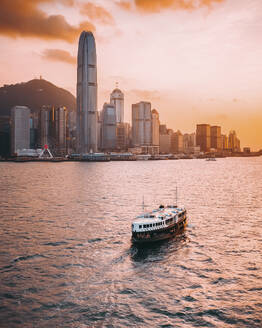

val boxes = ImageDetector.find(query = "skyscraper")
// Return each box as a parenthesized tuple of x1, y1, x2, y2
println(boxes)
(38, 106, 67, 156)
(196, 124, 211, 152)
(211, 126, 222, 150)
(101, 103, 116, 150)
(77, 31, 97, 153)
(171, 130, 184, 153)
(11, 106, 30, 155)
(110, 88, 124, 123)
(151, 109, 160, 147)
(132, 101, 152, 147)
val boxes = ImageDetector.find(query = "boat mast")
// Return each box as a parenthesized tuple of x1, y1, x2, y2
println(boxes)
(175, 185, 178, 206)
(142, 195, 145, 213)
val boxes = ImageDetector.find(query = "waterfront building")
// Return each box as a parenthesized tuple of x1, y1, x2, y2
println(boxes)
(183, 133, 196, 150)
(54, 107, 67, 156)
(243, 147, 251, 154)
(38, 106, 67, 155)
(159, 124, 168, 135)
(196, 124, 211, 152)
(76, 31, 98, 153)
(110, 88, 124, 123)
(211, 126, 222, 151)
(0, 116, 10, 158)
(116, 122, 130, 151)
(159, 134, 171, 154)
(221, 134, 228, 150)
(97, 111, 102, 151)
(101, 103, 116, 150)
(171, 130, 184, 153)
(132, 101, 152, 147)
(151, 109, 160, 147)
(228, 130, 240, 152)
(10, 106, 30, 156)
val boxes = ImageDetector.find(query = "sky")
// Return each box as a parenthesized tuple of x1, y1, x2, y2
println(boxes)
(0, 0, 262, 150)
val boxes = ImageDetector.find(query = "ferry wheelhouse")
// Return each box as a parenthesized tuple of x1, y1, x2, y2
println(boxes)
(131, 205, 187, 244)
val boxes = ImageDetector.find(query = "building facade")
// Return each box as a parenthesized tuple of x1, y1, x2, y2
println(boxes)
(196, 124, 211, 152)
(171, 130, 183, 153)
(76, 31, 98, 153)
(221, 134, 228, 150)
(211, 126, 222, 151)
(228, 130, 240, 152)
(101, 103, 116, 150)
(116, 122, 130, 151)
(132, 101, 152, 147)
(38, 106, 67, 155)
(110, 88, 124, 123)
(151, 109, 160, 147)
(11, 106, 30, 155)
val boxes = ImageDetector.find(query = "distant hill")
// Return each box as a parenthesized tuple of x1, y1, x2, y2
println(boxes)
(0, 79, 76, 116)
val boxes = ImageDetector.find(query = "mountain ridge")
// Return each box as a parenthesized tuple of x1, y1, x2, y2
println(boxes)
(0, 79, 76, 116)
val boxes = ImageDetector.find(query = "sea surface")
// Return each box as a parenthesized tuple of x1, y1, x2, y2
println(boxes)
(0, 158, 262, 328)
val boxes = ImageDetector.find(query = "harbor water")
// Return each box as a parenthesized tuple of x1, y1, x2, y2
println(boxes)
(0, 158, 262, 327)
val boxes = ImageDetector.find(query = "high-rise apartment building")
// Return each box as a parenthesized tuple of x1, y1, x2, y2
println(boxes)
(38, 106, 67, 155)
(171, 130, 184, 153)
(221, 134, 228, 150)
(11, 106, 30, 155)
(132, 101, 152, 147)
(151, 109, 160, 147)
(196, 124, 211, 152)
(211, 126, 222, 150)
(101, 103, 116, 150)
(159, 129, 173, 154)
(76, 31, 97, 153)
(116, 122, 130, 151)
(0, 116, 11, 158)
(54, 107, 67, 155)
(110, 88, 124, 123)
(159, 124, 167, 135)
(228, 130, 240, 152)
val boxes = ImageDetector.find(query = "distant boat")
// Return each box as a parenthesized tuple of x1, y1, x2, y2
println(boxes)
(136, 154, 151, 161)
(206, 157, 216, 161)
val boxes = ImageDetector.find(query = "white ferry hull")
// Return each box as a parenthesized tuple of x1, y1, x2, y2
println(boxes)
(131, 217, 187, 244)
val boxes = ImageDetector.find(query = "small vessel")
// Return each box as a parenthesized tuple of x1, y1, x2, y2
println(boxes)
(206, 155, 216, 161)
(131, 204, 187, 244)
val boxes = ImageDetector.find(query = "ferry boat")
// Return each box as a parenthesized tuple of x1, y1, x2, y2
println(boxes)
(131, 204, 187, 244)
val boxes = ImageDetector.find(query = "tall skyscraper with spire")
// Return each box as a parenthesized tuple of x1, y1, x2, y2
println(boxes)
(76, 31, 97, 153)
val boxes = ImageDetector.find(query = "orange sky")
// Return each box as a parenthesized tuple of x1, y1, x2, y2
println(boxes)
(0, 0, 262, 150)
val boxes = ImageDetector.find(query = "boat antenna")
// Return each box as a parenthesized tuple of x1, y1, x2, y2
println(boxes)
(175, 185, 178, 206)
(142, 195, 145, 212)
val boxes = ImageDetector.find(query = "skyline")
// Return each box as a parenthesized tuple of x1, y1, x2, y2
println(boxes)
(1, 0, 262, 149)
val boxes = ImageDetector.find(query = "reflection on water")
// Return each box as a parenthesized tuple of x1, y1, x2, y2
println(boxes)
(0, 157, 262, 327)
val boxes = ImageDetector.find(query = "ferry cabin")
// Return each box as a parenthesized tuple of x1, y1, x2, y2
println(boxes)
(131, 206, 187, 243)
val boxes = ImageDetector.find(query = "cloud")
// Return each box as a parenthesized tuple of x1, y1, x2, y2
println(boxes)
(129, 89, 162, 101)
(117, 0, 225, 12)
(0, 0, 95, 42)
(42, 49, 76, 65)
(80, 3, 115, 25)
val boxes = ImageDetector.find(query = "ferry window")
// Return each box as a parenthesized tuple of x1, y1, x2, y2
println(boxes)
(150, 224, 152, 227)
(139, 225, 142, 229)
(143, 225, 146, 228)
